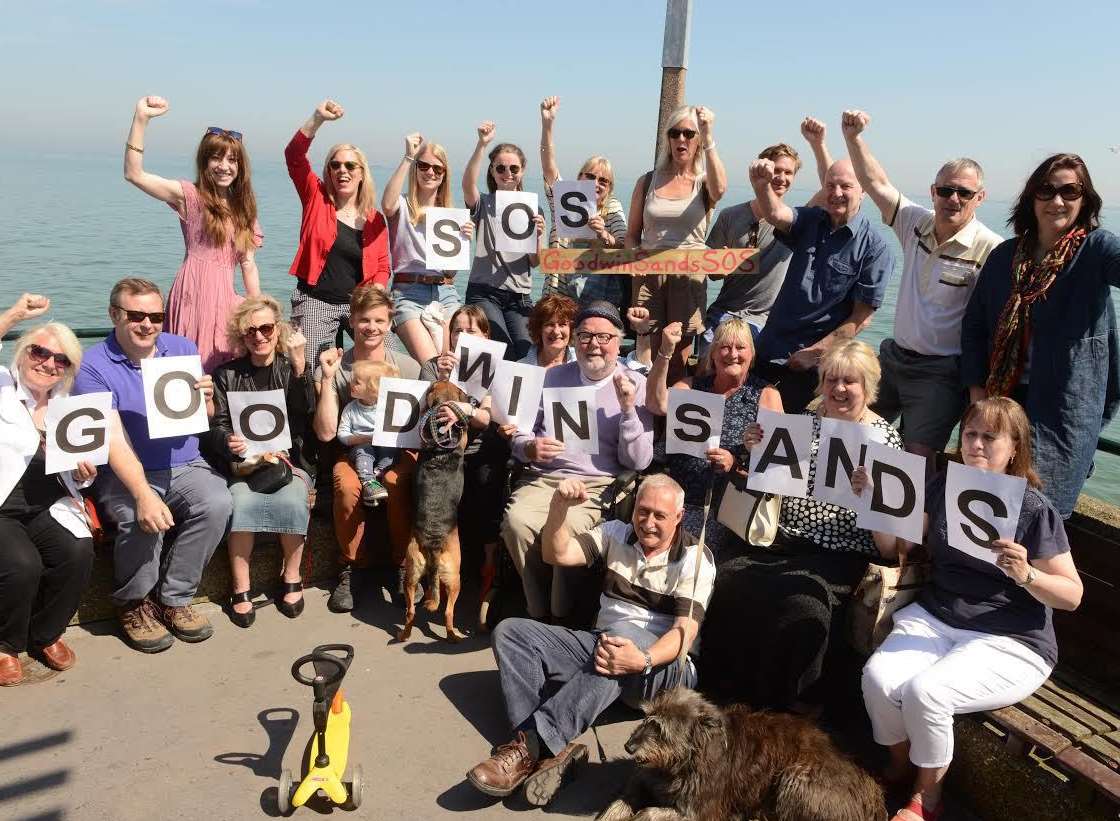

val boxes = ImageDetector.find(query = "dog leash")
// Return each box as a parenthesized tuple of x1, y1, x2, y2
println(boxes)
(676, 473, 714, 678)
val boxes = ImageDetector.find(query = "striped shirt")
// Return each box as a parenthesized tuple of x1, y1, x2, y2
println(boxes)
(542, 180, 628, 300)
(575, 519, 716, 637)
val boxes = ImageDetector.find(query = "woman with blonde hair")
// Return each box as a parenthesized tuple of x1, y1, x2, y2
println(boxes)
(0, 294, 96, 685)
(626, 103, 728, 383)
(209, 295, 316, 628)
(124, 95, 263, 371)
(382, 132, 474, 363)
(285, 99, 391, 372)
(538, 96, 629, 306)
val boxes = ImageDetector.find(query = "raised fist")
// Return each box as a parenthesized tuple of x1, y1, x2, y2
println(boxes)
(659, 321, 683, 357)
(404, 132, 423, 159)
(316, 99, 344, 122)
(800, 116, 826, 145)
(695, 106, 715, 138)
(135, 96, 169, 121)
(749, 159, 775, 190)
(841, 110, 871, 139)
(540, 96, 559, 123)
(477, 121, 496, 145)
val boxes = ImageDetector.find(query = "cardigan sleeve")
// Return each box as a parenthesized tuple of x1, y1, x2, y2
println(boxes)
(284, 130, 320, 206)
(361, 212, 393, 288)
(959, 241, 1012, 389)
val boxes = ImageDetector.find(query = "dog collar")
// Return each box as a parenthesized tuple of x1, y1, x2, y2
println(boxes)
(418, 401, 471, 451)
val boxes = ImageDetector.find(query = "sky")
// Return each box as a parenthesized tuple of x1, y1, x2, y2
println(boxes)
(3, 0, 1120, 202)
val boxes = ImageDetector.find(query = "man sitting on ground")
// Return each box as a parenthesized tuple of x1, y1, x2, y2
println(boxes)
(72, 278, 232, 653)
(503, 300, 655, 623)
(468, 474, 715, 806)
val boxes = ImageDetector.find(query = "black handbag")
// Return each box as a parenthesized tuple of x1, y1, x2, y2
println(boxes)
(242, 456, 293, 494)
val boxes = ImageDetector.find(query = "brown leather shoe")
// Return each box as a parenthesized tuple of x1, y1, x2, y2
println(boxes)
(0, 653, 23, 686)
(37, 639, 76, 672)
(524, 741, 589, 806)
(466, 732, 537, 797)
(153, 601, 213, 643)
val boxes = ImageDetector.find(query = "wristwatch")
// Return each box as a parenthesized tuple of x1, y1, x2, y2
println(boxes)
(641, 650, 653, 675)
(1018, 567, 1038, 587)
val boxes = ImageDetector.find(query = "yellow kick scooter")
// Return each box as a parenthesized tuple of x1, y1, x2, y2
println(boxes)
(278, 644, 363, 814)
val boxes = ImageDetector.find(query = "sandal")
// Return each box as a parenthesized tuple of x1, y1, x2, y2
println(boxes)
(891, 797, 943, 821)
(228, 591, 256, 628)
(276, 581, 305, 619)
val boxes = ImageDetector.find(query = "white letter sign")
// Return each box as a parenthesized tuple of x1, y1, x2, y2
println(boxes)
(542, 385, 598, 456)
(553, 179, 597, 240)
(745, 408, 813, 497)
(452, 335, 508, 401)
(812, 418, 887, 510)
(45, 392, 112, 474)
(666, 388, 724, 460)
(855, 443, 925, 544)
(424, 207, 471, 270)
(490, 360, 546, 432)
(493, 191, 539, 255)
(141, 355, 208, 439)
(370, 377, 429, 449)
(945, 461, 1027, 565)
(228, 390, 291, 458)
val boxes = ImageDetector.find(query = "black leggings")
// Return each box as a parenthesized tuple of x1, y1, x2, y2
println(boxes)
(0, 509, 94, 654)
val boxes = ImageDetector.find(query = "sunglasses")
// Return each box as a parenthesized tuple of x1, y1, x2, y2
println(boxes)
(1035, 182, 1084, 201)
(494, 163, 521, 176)
(112, 305, 166, 325)
(579, 172, 613, 187)
(26, 343, 72, 369)
(206, 127, 243, 141)
(329, 160, 362, 172)
(242, 323, 276, 339)
(416, 159, 445, 177)
(575, 331, 620, 346)
(667, 128, 697, 141)
(934, 185, 979, 201)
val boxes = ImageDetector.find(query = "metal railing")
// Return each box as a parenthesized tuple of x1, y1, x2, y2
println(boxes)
(8, 325, 1120, 457)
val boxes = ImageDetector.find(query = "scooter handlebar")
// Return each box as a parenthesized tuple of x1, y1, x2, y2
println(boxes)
(291, 651, 347, 687)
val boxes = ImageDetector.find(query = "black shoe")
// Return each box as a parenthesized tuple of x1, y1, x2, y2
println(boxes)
(227, 590, 256, 628)
(276, 581, 305, 619)
(328, 568, 354, 613)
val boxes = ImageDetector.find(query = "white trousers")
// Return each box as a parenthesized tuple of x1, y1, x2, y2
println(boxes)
(861, 602, 1052, 768)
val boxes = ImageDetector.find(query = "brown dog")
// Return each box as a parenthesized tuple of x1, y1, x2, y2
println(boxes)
(397, 381, 471, 643)
(597, 687, 885, 821)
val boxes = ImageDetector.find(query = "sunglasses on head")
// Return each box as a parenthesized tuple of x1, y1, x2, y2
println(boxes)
(206, 127, 243, 141)
(329, 160, 361, 172)
(1035, 182, 1084, 201)
(242, 323, 276, 339)
(667, 128, 697, 141)
(415, 159, 445, 177)
(112, 305, 166, 325)
(934, 185, 979, 201)
(494, 163, 521, 176)
(26, 343, 72, 369)
(579, 172, 613, 187)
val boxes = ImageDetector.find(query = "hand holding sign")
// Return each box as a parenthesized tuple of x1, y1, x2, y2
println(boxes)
(228, 390, 292, 458)
(424, 207, 471, 270)
(854, 443, 925, 544)
(45, 392, 112, 474)
(490, 360, 546, 432)
(811, 417, 887, 511)
(493, 191, 540, 255)
(745, 408, 813, 496)
(553, 180, 597, 240)
(666, 387, 724, 460)
(542, 385, 598, 456)
(453, 335, 507, 401)
(141, 355, 209, 439)
(945, 461, 1026, 565)
(989, 538, 1033, 584)
(371, 377, 429, 449)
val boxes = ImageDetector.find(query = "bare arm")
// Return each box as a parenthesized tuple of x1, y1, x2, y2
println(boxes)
(239, 252, 260, 297)
(312, 350, 344, 442)
(696, 106, 727, 203)
(382, 133, 422, 218)
(800, 116, 833, 188)
(539, 96, 560, 186)
(541, 480, 595, 567)
(647, 616, 701, 667)
(0, 293, 51, 337)
(748, 160, 795, 233)
(624, 175, 648, 249)
(462, 121, 495, 211)
(841, 110, 900, 220)
(106, 415, 175, 533)
(646, 322, 685, 415)
(1024, 551, 1083, 611)
(123, 96, 185, 209)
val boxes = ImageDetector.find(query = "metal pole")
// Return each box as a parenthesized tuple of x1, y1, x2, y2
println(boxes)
(656, 0, 692, 164)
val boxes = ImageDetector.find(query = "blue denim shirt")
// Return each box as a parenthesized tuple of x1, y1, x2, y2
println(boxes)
(960, 229, 1120, 517)
(755, 206, 895, 363)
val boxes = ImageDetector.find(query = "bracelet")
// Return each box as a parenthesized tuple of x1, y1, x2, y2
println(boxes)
(703, 142, 716, 151)
(126, 143, 144, 154)
(403, 155, 415, 163)
(657, 351, 673, 360)
(635, 330, 653, 337)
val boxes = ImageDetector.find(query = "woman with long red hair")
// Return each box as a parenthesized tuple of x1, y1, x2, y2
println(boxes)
(124, 95, 262, 371)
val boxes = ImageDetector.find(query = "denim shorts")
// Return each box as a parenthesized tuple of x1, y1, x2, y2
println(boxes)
(229, 468, 311, 535)
(390, 281, 462, 328)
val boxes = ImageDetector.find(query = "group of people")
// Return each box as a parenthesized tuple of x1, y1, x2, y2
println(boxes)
(1, 94, 1114, 821)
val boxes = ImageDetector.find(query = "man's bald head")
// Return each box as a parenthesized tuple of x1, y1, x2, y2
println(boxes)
(823, 158, 864, 227)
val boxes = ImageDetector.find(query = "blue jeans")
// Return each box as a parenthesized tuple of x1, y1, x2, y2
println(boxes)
(390, 281, 461, 328)
(349, 445, 395, 483)
(492, 617, 696, 757)
(465, 283, 533, 361)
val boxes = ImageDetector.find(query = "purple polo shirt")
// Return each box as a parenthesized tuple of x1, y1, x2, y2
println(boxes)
(72, 332, 202, 471)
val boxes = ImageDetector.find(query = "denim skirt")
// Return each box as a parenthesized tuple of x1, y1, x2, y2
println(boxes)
(229, 468, 311, 535)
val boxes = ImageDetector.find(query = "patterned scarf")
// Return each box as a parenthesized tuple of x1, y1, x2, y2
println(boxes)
(986, 227, 1087, 396)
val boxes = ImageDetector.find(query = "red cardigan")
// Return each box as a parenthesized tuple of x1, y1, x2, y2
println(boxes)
(284, 130, 390, 288)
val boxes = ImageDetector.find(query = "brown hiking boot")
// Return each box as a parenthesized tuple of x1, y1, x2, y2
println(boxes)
(466, 732, 537, 797)
(153, 600, 213, 643)
(118, 600, 174, 654)
(524, 742, 588, 806)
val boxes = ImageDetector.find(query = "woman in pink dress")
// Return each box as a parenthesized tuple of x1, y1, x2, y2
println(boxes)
(124, 95, 263, 371)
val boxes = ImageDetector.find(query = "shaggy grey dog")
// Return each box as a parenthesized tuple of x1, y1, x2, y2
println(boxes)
(597, 687, 885, 821)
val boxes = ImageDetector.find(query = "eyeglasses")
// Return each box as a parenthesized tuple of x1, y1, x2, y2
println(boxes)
(242, 323, 276, 339)
(26, 343, 72, 369)
(494, 163, 521, 175)
(416, 160, 445, 177)
(575, 331, 620, 346)
(329, 160, 361, 172)
(1035, 182, 1084, 202)
(934, 185, 979, 201)
(667, 128, 697, 141)
(112, 305, 166, 325)
(579, 172, 613, 187)
(206, 127, 243, 141)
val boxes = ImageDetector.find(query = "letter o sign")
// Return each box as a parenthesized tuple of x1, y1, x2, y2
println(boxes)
(153, 371, 201, 419)
(501, 202, 535, 240)
(239, 404, 285, 442)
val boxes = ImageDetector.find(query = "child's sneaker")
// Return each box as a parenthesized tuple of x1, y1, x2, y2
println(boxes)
(361, 479, 388, 507)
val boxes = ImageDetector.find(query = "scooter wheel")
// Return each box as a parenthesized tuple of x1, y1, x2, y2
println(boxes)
(346, 764, 364, 810)
(278, 768, 293, 815)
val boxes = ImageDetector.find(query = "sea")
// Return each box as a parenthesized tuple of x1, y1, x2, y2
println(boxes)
(2, 152, 1117, 505)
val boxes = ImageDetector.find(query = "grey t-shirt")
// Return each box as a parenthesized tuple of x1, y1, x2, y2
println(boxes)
(705, 201, 792, 326)
(468, 192, 540, 294)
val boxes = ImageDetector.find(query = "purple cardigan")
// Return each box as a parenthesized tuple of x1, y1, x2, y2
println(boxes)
(511, 360, 655, 477)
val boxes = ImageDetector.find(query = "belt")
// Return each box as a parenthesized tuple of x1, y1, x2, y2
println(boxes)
(393, 273, 455, 286)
